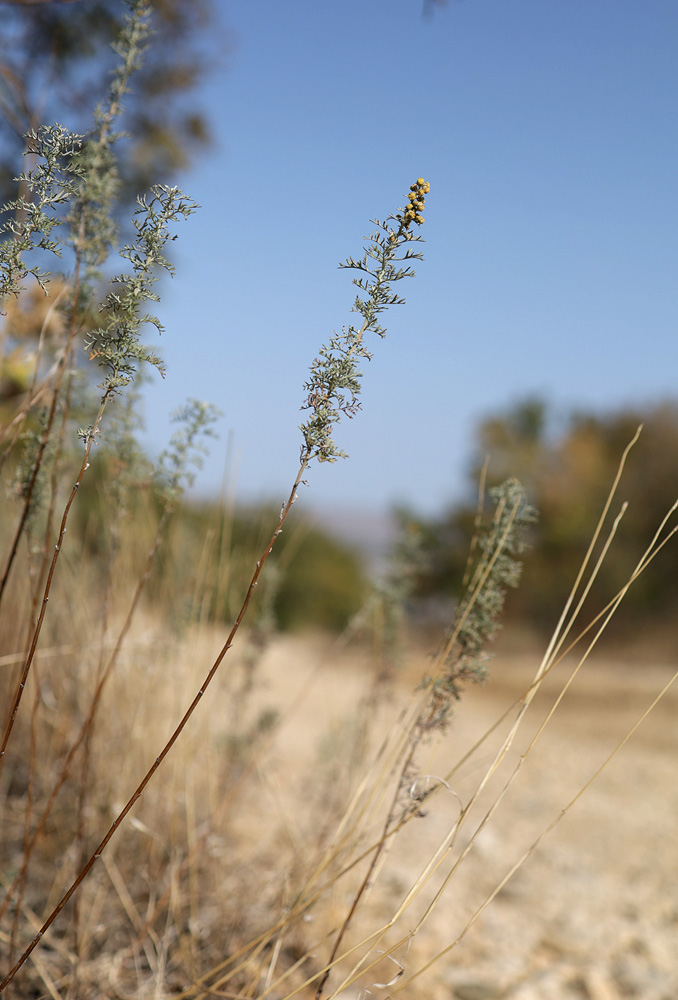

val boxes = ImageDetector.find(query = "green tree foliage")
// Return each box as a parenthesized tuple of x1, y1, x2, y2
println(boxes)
(273, 524, 366, 632)
(0, 0, 219, 211)
(412, 398, 678, 635)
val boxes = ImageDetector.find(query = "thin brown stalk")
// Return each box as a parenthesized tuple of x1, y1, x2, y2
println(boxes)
(0, 501, 175, 923)
(0, 391, 107, 777)
(0, 251, 83, 609)
(7, 665, 40, 967)
(0, 459, 309, 992)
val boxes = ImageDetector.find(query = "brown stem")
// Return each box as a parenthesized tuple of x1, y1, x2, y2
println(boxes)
(0, 393, 107, 776)
(0, 499, 172, 923)
(0, 458, 309, 993)
(0, 250, 82, 609)
(7, 666, 40, 967)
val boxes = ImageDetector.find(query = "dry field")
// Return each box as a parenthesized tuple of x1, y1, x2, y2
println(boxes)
(238, 634, 678, 1000)
(2, 626, 676, 1000)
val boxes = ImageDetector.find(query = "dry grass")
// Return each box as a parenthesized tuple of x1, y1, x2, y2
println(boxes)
(1, 460, 677, 1000)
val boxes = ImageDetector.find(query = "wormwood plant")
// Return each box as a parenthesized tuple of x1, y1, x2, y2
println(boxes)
(0, 178, 198, 757)
(3, 6, 677, 1000)
(0, 0, 155, 592)
(420, 478, 538, 731)
(0, 6, 435, 979)
(0, 0, 211, 986)
(308, 477, 536, 1000)
(300, 176, 430, 465)
(0, 163, 432, 989)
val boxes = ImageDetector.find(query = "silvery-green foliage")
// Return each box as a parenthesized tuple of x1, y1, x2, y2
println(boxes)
(83, 185, 198, 397)
(1, 2, 153, 307)
(424, 478, 538, 732)
(457, 479, 537, 657)
(99, 384, 155, 516)
(0, 125, 84, 303)
(105, 0, 153, 119)
(457, 479, 538, 657)
(69, 0, 153, 274)
(1, 0, 198, 536)
(9, 410, 53, 518)
(157, 399, 222, 506)
(300, 179, 430, 464)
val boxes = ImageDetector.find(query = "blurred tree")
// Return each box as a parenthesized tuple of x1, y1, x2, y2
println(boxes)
(273, 524, 366, 633)
(132, 497, 368, 634)
(413, 399, 678, 637)
(0, 0, 225, 418)
(472, 395, 550, 492)
(0, 0, 223, 212)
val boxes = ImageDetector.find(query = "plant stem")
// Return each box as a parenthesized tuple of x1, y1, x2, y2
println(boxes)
(0, 458, 308, 992)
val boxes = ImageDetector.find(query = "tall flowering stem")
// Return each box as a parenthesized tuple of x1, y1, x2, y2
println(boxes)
(300, 178, 429, 464)
(0, 181, 429, 990)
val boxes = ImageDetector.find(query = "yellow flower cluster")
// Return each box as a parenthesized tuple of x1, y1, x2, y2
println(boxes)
(402, 177, 430, 227)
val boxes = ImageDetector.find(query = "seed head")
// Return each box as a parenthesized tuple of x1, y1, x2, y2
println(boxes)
(399, 177, 430, 231)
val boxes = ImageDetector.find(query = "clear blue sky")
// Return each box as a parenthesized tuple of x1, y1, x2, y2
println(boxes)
(141, 0, 678, 518)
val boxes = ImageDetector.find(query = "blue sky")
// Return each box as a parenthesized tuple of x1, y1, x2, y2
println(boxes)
(141, 0, 678, 518)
